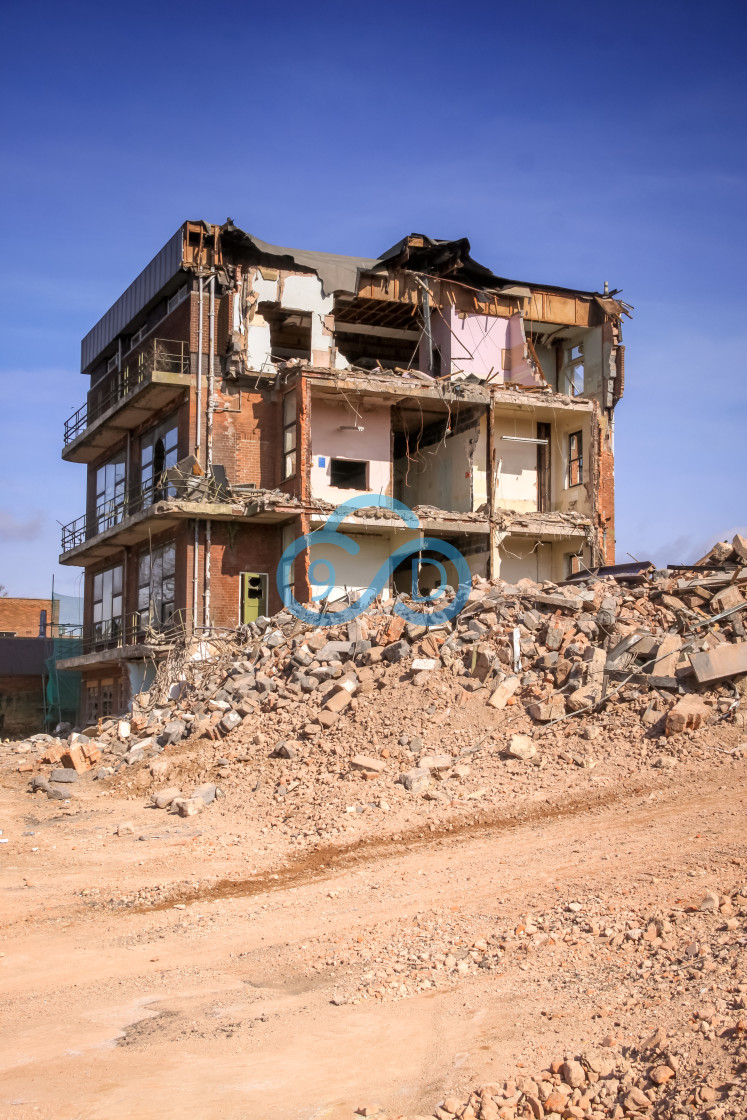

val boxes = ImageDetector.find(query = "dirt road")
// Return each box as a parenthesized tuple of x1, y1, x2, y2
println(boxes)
(1, 747, 745, 1120)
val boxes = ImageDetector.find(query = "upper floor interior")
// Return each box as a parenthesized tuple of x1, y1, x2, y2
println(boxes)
(68, 221, 630, 451)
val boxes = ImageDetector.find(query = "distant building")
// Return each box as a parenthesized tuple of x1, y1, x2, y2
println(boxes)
(56, 220, 630, 722)
(0, 598, 59, 738)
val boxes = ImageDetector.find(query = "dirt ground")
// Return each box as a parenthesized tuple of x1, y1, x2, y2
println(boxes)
(1, 711, 746, 1120)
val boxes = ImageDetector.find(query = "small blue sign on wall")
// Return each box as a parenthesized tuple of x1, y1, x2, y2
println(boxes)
(318, 456, 326, 467)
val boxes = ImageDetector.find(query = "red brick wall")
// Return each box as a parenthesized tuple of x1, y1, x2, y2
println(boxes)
(0, 674, 45, 737)
(0, 599, 59, 637)
(204, 521, 286, 627)
(597, 418, 615, 564)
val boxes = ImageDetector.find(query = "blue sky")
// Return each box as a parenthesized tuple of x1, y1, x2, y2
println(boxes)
(1, 0, 745, 596)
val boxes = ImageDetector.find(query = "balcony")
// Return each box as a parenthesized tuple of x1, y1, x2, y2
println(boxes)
(62, 339, 191, 463)
(53, 612, 187, 670)
(59, 469, 240, 566)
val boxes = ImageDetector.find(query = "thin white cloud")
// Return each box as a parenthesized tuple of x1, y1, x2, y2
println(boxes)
(0, 509, 44, 542)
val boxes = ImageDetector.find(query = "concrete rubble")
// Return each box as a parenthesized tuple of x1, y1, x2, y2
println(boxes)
(11, 537, 747, 819)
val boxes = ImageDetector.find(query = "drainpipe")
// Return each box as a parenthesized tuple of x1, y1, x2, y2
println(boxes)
(192, 521, 199, 634)
(207, 274, 215, 473)
(196, 276, 203, 463)
(204, 519, 211, 631)
(203, 274, 216, 632)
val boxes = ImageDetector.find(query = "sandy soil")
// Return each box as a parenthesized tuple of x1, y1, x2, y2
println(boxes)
(1, 720, 746, 1120)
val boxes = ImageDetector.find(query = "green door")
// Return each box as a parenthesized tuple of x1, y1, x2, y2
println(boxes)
(241, 573, 267, 623)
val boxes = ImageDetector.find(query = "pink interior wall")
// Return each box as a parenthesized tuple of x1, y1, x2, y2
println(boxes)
(309, 396, 391, 502)
(423, 306, 508, 381)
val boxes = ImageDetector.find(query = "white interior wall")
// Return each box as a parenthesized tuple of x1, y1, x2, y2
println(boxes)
(493, 413, 539, 512)
(553, 413, 592, 516)
(398, 424, 480, 513)
(496, 536, 554, 584)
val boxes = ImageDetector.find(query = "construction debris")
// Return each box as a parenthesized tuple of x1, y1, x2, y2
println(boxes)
(12, 550, 747, 807)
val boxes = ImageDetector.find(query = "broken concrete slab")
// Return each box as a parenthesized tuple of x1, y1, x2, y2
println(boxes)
(689, 642, 747, 684)
(654, 635, 683, 676)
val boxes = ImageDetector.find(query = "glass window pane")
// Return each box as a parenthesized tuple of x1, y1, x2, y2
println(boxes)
(112, 565, 122, 594)
(283, 391, 296, 426)
(93, 572, 103, 599)
(139, 553, 150, 583)
(163, 543, 176, 575)
(283, 428, 296, 453)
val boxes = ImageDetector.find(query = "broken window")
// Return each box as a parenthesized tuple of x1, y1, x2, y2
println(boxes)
(563, 342, 584, 396)
(141, 418, 178, 504)
(95, 452, 126, 532)
(138, 541, 176, 632)
(282, 391, 297, 479)
(566, 552, 583, 578)
(92, 564, 123, 645)
(85, 681, 100, 723)
(568, 431, 583, 487)
(329, 458, 368, 490)
(101, 678, 115, 717)
(261, 305, 312, 361)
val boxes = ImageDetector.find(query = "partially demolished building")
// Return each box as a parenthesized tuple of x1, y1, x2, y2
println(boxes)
(57, 220, 630, 719)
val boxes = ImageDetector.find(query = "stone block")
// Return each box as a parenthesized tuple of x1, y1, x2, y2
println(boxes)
(324, 688, 352, 714)
(665, 694, 711, 735)
(351, 755, 386, 773)
(486, 675, 520, 709)
(151, 787, 181, 809)
(400, 768, 431, 794)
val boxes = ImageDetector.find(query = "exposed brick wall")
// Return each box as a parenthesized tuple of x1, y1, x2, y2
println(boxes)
(0, 599, 59, 637)
(597, 417, 616, 564)
(0, 675, 45, 737)
(211, 385, 283, 490)
(204, 521, 286, 627)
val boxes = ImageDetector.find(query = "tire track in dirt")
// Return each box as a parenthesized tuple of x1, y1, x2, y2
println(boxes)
(139, 771, 681, 912)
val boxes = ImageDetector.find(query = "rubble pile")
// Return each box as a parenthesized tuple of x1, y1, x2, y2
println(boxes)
(349, 880, 747, 1119)
(13, 536, 747, 813)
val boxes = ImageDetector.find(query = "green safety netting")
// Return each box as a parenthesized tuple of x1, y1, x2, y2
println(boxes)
(45, 637, 83, 726)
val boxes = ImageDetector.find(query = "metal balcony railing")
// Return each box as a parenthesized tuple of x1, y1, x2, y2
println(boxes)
(61, 466, 233, 554)
(58, 610, 189, 657)
(60, 474, 175, 552)
(63, 339, 190, 446)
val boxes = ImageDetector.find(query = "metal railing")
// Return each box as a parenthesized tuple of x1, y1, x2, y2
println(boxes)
(61, 465, 233, 554)
(63, 339, 190, 446)
(60, 609, 190, 657)
(60, 474, 175, 552)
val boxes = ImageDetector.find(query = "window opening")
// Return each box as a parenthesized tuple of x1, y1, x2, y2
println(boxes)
(141, 419, 178, 505)
(566, 552, 583, 578)
(568, 431, 583, 487)
(95, 452, 126, 532)
(563, 342, 584, 396)
(85, 680, 100, 723)
(329, 458, 368, 490)
(101, 679, 115, 717)
(138, 542, 176, 632)
(93, 564, 123, 645)
(282, 391, 297, 479)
